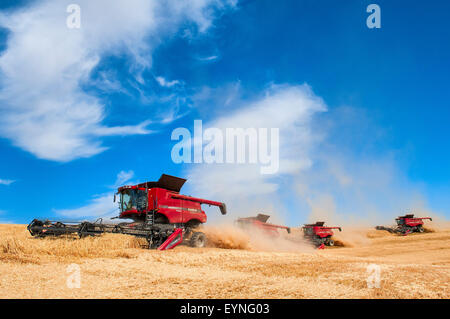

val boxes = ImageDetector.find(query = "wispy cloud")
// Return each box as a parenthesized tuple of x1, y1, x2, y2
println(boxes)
(55, 193, 118, 219)
(0, 179, 15, 186)
(55, 170, 134, 219)
(155, 76, 181, 88)
(114, 170, 135, 187)
(191, 81, 242, 115)
(0, 0, 236, 162)
(197, 55, 219, 62)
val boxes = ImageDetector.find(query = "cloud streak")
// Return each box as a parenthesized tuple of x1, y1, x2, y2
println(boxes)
(0, 179, 15, 185)
(155, 76, 181, 88)
(54, 170, 135, 219)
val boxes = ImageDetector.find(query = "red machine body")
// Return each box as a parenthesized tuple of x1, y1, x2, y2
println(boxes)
(302, 222, 342, 247)
(117, 174, 226, 227)
(397, 215, 432, 228)
(376, 214, 432, 235)
(157, 228, 183, 250)
(235, 214, 291, 237)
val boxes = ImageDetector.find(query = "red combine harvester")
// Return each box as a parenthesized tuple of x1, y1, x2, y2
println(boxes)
(28, 174, 226, 250)
(302, 222, 342, 249)
(235, 214, 291, 237)
(376, 214, 432, 235)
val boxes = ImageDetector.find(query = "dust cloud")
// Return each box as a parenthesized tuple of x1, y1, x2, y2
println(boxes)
(202, 223, 315, 252)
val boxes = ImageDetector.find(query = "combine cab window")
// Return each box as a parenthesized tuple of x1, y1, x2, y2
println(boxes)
(120, 189, 147, 212)
(122, 192, 131, 211)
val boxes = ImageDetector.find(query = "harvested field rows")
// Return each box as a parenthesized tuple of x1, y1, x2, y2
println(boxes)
(0, 224, 449, 298)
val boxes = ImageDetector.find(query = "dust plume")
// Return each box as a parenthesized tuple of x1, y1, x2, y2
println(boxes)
(202, 223, 315, 252)
(202, 225, 251, 250)
(410, 201, 450, 232)
(331, 227, 371, 247)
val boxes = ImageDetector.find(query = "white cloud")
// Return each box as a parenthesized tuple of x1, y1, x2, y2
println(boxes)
(0, 0, 235, 162)
(0, 179, 15, 185)
(198, 55, 219, 62)
(185, 84, 327, 221)
(114, 170, 135, 187)
(192, 81, 242, 113)
(55, 193, 118, 219)
(155, 76, 180, 88)
(55, 170, 134, 219)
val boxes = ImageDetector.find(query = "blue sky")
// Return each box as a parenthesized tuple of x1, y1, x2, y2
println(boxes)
(0, 0, 449, 225)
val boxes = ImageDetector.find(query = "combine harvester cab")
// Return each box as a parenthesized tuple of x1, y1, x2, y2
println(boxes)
(376, 214, 432, 235)
(235, 214, 291, 237)
(28, 174, 227, 250)
(302, 222, 342, 249)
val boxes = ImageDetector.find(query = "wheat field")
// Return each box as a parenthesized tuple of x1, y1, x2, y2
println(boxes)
(0, 223, 449, 298)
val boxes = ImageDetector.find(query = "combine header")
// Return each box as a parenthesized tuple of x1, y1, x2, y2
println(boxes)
(375, 214, 432, 235)
(28, 174, 227, 250)
(302, 222, 342, 249)
(235, 214, 291, 237)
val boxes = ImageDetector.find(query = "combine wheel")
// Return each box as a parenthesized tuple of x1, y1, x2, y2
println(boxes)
(189, 232, 206, 248)
(146, 233, 163, 249)
(327, 239, 335, 246)
(418, 226, 424, 233)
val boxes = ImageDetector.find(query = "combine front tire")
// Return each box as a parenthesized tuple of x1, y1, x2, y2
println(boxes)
(189, 232, 206, 248)
(327, 239, 335, 246)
